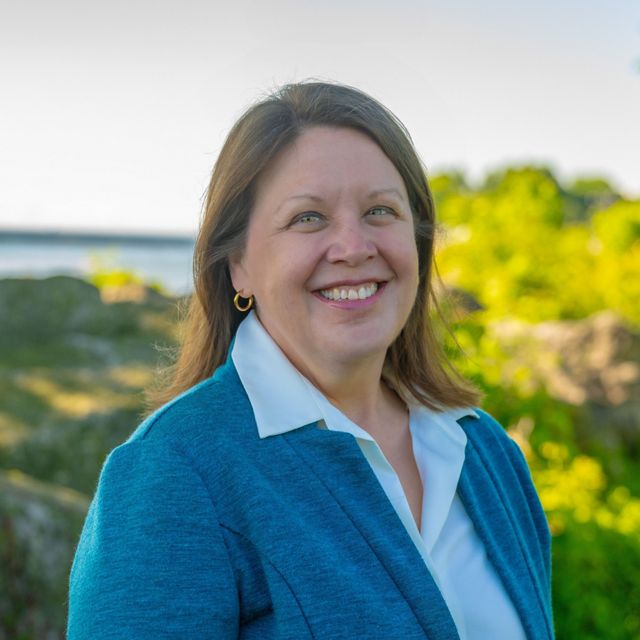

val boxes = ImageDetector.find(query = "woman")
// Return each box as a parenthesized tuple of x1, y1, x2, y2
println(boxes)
(67, 81, 553, 639)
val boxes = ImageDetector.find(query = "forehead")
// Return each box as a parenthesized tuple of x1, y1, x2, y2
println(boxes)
(254, 126, 408, 204)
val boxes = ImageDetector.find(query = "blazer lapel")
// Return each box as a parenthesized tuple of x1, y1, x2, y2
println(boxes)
(283, 425, 461, 640)
(457, 430, 553, 640)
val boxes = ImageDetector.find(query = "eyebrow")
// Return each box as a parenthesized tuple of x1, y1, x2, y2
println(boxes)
(279, 187, 406, 209)
(367, 188, 406, 200)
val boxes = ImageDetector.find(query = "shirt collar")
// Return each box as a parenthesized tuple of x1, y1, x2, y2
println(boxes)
(231, 311, 323, 438)
(231, 310, 478, 439)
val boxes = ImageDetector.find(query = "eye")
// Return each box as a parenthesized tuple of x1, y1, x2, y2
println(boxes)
(291, 211, 325, 226)
(366, 206, 396, 218)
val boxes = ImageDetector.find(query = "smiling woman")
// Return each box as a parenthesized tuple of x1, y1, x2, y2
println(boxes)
(67, 81, 554, 639)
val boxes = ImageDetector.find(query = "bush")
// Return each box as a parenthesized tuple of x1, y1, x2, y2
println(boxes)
(552, 519, 640, 639)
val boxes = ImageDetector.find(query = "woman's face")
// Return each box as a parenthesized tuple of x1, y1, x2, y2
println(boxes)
(230, 126, 419, 378)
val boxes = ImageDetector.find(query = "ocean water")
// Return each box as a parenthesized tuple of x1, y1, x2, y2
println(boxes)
(0, 231, 196, 295)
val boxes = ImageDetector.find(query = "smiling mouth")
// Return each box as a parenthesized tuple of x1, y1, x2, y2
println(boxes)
(317, 282, 380, 301)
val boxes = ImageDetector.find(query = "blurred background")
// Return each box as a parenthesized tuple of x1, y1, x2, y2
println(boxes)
(1, 0, 639, 637)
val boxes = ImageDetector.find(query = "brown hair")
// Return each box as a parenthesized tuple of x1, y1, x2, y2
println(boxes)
(147, 80, 479, 412)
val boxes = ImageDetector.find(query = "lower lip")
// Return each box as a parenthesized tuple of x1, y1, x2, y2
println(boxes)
(312, 283, 386, 310)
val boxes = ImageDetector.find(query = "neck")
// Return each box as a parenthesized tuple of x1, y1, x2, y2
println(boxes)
(294, 352, 407, 441)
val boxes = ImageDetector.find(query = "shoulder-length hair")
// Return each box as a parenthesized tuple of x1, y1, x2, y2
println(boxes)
(147, 80, 479, 412)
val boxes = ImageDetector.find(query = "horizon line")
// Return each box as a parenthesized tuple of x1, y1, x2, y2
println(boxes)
(0, 226, 196, 244)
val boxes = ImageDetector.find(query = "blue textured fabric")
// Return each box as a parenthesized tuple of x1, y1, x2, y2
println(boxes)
(67, 357, 554, 639)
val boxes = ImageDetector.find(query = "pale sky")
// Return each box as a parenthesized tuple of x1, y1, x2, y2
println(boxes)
(1, 0, 639, 235)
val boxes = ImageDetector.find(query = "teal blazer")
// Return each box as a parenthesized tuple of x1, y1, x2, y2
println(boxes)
(67, 357, 554, 639)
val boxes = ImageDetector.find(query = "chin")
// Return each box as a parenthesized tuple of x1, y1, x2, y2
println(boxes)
(321, 333, 392, 366)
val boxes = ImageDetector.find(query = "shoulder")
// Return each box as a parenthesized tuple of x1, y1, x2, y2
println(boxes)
(459, 407, 511, 441)
(126, 360, 254, 451)
(458, 407, 524, 463)
(90, 360, 258, 512)
(70, 363, 250, 589)
(68, 373, 241, 637)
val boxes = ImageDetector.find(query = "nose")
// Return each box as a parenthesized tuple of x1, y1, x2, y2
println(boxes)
(325, 220, 377, 266)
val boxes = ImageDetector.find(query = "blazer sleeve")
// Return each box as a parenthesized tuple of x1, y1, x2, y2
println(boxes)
(67, 438, 239, 639)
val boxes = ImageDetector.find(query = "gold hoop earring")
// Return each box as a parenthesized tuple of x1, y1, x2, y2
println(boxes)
(233, 292, 254, 312)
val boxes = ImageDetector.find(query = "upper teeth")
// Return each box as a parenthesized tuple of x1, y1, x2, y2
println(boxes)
(319, 283, 379, 301)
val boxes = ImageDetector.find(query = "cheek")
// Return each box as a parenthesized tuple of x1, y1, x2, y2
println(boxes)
(251, 252, 313, 304)
(387, 233, 419, 275)
(270, 244, 321, 285)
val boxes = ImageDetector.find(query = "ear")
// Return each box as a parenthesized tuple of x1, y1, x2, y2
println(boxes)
(228, 253, 251, 296)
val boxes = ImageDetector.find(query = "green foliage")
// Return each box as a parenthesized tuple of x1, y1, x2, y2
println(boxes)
(89, 268, 143, 289)
(552, 519, 640, 639)
(563, 177, 621, 222)
(568, 177, 618, 200)
(446, 315, 579, 450)
(88, 254, 165, 294)
(433, 166, 640, 324)
(531, 444, 640, 639)
(428, 171, 469, 199)
(592, 199, 640, 252)
(433, 167, 640, 639)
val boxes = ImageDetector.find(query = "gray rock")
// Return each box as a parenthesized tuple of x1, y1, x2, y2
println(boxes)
(0, 276, 136, 350)
(491, 311, 640, 450)
(0, 469, 89, 639)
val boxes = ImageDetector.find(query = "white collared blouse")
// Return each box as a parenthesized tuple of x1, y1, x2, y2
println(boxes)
(232, 311, 526, 640)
